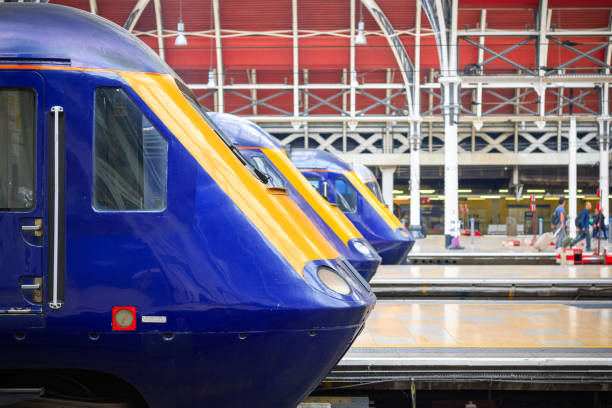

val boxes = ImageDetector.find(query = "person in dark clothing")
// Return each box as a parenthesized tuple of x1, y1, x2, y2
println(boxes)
(571, 201, 592, 251)
(593, 208, 608, 240)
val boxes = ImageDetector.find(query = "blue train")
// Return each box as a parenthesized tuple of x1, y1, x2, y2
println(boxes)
(291, 149, 415, 264)
(0, 4, 375, 407)
(209, 113, 382, 281)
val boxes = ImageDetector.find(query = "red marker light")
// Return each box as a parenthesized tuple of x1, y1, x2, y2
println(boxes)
(112, 306, 137, 331)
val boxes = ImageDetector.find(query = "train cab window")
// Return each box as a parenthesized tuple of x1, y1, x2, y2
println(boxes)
(335, 176, 357, 213)
(307, 177, 320, 191)
(94, 88, 167, 211)
(242, 152, 287, 189)
(0, 89, 36, 211)
(365, 180, 384, 203)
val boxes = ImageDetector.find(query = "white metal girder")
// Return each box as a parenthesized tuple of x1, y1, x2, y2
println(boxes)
(212, 0, 224, 112)
(457, 29, 612, 37)
(89, 0, 97, 15)
(350, 0, 357, 124)
(234, 114, 601, 124)
(474, 9, 486, 128)
(153, 0, 164, 60)
(124, 0, 152, 33)
(292, 0, 300, 122)
(537, 0, 550, 76)
(340, 151, 601, 167)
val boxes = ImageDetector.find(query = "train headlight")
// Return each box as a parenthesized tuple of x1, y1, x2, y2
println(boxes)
(352, 240, 372, 257)
(317, 266, 351, 295)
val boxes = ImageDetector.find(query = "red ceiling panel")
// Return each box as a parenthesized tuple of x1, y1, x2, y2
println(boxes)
(486, 9, 536, 30)
(550, 9, 611, 30)
(300, 37, 350, 70)
(376, 0, 417, 31)
(298, 0, 350, 31)
(222, 37, 293, 70)
(220, 0, 290, 31)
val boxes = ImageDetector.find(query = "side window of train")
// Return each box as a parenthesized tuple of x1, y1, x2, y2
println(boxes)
(334, 176, 357, 213)
(94, 88, 168, 211)
(0, 89, 36, 211)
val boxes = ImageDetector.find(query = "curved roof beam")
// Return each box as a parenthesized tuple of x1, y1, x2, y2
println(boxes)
(361, 0, 416, 118)
(421, 0, 450, 73)
(124, 0, 152, 33)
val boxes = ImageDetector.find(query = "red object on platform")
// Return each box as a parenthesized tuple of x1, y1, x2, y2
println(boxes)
(461, 230, 483, 236)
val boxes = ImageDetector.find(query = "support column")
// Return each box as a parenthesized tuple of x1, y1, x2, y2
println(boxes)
(568, 117, 577, 238)
(212, 0, 224, 112)
(349, 0, 357, 120)
(381, 166, 396, 212)
(442, 78, 461, 248)
(599, 119, 610, 221)
(292, 0, 299, 120)
(409, 121, 423, 237)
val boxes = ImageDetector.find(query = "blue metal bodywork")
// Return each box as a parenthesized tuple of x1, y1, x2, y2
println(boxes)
(0, 5, 375, 408)
(209, 113, 381, 281)
(291, 149, 415, 265)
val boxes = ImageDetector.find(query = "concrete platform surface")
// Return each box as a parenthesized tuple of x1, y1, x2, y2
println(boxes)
(351, 300, 612, 349)
(374, 264, 612, 281)
(412, 235, 612, 254)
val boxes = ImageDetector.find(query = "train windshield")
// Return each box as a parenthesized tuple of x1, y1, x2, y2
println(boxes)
(365, 180, 384, 203)
(175, 80, 270, 184)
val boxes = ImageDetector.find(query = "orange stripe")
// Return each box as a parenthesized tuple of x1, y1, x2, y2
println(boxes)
(120, 72, 339, 274)
(262, 148, 363, 245)
(343, 171, 403, 230)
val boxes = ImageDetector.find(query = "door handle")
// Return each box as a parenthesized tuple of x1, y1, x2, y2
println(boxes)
(20, 277, 43, 304)
(21, 218, 43, 237)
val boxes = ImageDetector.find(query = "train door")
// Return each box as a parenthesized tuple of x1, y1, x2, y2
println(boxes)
(0, 71, 50, 317)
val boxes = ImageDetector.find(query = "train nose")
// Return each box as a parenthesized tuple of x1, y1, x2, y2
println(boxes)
(375, 227, 415, 265)
(228, 259, 375, 408)
(345, 238, 382, 282)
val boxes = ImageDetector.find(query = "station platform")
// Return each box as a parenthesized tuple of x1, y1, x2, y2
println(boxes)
(407, 235, 612, 265)
(329, 300, 612, 390)
(371, 265, 612, 299)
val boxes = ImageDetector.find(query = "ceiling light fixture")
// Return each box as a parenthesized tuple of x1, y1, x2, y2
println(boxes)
(207, 0, 215, 88)
(355, 1, 367, 45)
(175, 0, 187, 46)
(207, 70, 216, 88)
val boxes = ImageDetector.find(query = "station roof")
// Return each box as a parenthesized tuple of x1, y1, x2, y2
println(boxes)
(49, 0, 612, 81)
(44, 0, 612, 116)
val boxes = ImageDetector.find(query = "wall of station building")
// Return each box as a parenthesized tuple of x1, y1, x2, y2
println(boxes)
(395, 197, 612, 235)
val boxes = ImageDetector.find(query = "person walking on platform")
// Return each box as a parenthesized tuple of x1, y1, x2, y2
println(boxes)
(593, 208, 608, 240)
(571, 201, 592, 251)
(551, 197, 566, 249)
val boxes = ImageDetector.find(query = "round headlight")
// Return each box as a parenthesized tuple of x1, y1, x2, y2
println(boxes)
(317, 267, 351, 295)
(353, 240, 371, 257)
